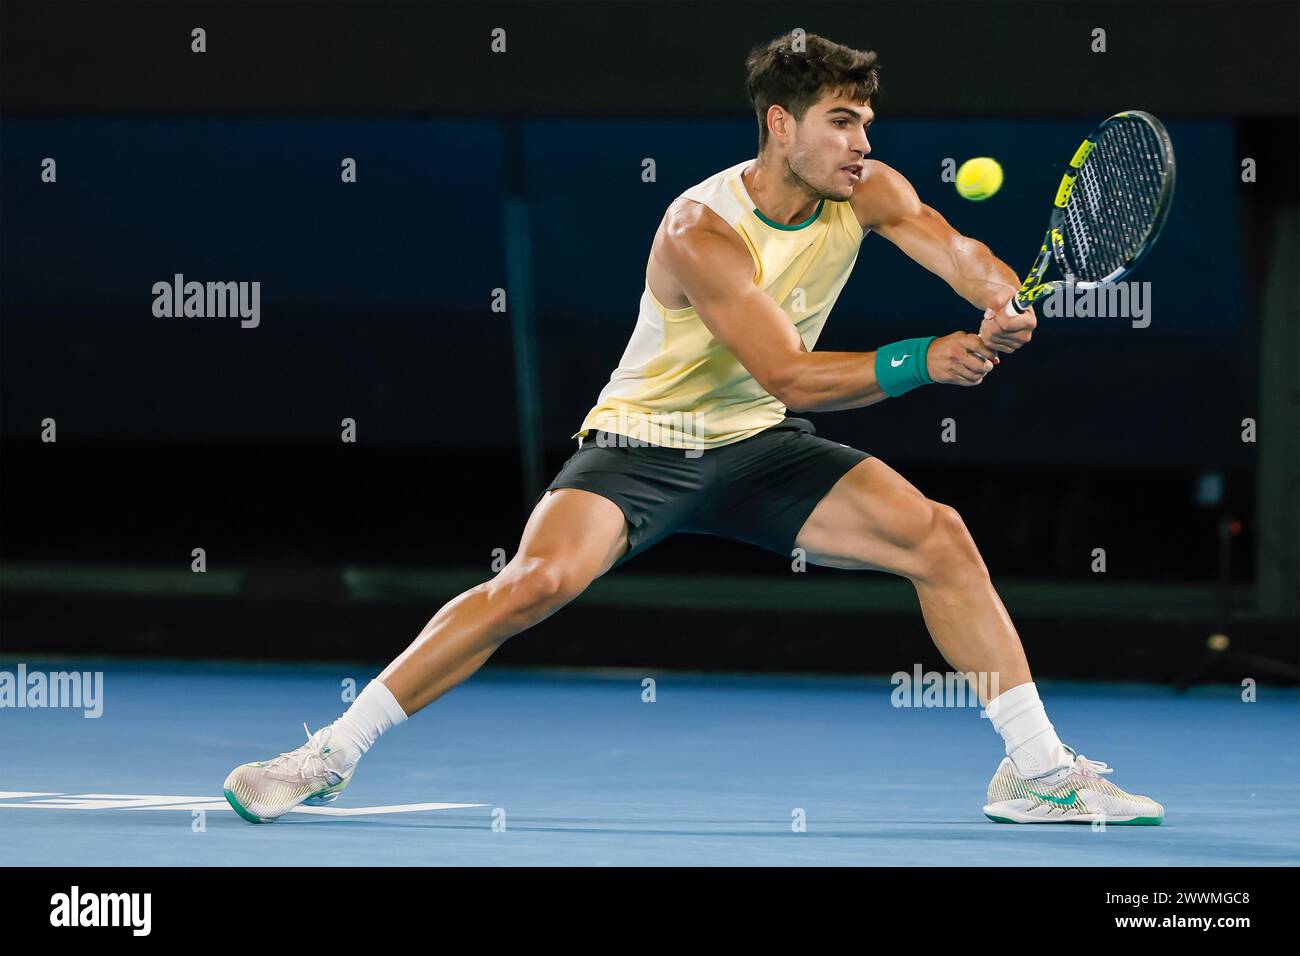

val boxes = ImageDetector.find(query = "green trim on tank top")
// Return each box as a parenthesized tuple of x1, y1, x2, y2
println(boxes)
(752, 199, 825, 231)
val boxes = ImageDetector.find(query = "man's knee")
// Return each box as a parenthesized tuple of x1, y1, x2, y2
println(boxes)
(913, 501, 988, 584)
(492, 555, 588, 621)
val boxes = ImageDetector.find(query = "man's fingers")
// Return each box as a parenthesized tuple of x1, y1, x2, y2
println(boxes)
(948, 355, 990, 383)
(998, 313, 1037, 333)
(934, 329, 1008, 385)
(989, 327, 1030, 347)
(962, 334, 997, 361)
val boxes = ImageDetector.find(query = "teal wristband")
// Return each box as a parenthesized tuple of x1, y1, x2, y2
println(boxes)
(874, 336, 937, 397)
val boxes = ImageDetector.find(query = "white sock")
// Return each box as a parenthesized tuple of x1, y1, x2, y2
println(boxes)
(984, 681, 1070, 778)
(328, 679, 408, 767)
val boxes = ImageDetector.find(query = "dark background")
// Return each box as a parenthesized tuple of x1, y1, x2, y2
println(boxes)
(1, 1, 1296, 678)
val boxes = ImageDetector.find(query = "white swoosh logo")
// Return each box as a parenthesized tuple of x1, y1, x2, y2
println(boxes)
(890, 354, 910, 368)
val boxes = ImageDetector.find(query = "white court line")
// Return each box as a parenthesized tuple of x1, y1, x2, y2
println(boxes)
(290, 802, 485, 816)
(0, 792, 487, 815)
(0, 792, 61, 800)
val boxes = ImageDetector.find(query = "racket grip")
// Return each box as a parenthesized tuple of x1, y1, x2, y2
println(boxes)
(1004, 294, 1028, 316)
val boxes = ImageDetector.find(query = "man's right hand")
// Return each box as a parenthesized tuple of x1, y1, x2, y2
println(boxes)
(926, 332, 998, 387)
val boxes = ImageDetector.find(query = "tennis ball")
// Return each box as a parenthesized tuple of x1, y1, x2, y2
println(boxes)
(955, 157, 1003, 201)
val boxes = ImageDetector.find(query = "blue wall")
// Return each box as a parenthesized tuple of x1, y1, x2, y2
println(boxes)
(1, 116, 1252, 466)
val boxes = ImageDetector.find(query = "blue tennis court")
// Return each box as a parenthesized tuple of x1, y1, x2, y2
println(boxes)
(3, 658, 1296, 866)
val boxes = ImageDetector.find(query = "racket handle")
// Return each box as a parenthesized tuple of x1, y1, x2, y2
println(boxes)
(992, 294, 1029, 317)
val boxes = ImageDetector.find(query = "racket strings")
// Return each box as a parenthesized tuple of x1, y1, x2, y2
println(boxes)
(1061, 117, 1170, 282)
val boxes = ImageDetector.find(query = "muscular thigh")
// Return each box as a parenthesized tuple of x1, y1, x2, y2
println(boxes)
(793, 457, 937, 576)
(512, 487, 630, 586)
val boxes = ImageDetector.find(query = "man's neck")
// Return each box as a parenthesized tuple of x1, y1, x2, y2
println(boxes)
(743, 159, 821, 226)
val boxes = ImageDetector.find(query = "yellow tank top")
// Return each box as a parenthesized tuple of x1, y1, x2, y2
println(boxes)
(574, 159, 867, 449)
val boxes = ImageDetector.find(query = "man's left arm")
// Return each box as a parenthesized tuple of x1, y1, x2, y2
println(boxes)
(854, 160, 1035, 354)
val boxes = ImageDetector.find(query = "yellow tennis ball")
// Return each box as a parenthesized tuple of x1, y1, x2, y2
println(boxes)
(956, 157, 1003, 200)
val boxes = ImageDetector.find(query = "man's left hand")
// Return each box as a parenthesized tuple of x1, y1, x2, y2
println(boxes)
(980, 298, 1036, 353)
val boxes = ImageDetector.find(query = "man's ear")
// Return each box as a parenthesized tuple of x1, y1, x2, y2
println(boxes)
(769, 104, 789, 141)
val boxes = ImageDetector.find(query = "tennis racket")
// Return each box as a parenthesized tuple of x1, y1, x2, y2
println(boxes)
(1006, 110, 1176, 314)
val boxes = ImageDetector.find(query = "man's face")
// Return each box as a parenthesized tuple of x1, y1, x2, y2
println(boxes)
(782, 92, 874, 201)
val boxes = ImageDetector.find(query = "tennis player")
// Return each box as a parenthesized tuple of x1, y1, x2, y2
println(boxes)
(225, 32, 1163, 826)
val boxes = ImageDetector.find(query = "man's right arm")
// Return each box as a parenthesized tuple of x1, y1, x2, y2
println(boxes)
(659, 208, 996, 413)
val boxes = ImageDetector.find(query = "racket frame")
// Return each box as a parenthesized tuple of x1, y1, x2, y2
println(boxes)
(1009, 109, 1176, 313)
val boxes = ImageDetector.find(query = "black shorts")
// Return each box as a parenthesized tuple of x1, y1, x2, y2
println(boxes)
(541, 416, 872, 567)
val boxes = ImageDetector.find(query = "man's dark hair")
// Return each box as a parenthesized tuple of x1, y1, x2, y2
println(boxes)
(744, 33, 881, 152)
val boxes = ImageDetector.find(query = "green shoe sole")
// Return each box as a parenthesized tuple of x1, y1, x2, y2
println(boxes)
(224, 787, 274, 824)
(984, 812, 1163, 826)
